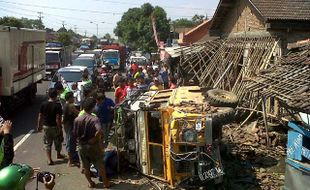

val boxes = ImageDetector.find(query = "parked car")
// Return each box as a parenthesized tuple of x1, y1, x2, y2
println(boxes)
(49, 66, 88, 107)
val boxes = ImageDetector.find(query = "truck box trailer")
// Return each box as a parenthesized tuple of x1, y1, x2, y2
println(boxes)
(0, 26, 45, 112)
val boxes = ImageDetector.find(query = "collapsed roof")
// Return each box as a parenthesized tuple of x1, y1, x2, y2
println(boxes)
(246, 42, 310, 114)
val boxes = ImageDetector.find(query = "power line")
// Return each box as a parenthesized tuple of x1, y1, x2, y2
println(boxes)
(0, 4, 113, 24)
(0, 0, 210, 19)
(0, 7, 37, 18)
(0, 0, 123, 15)
(89, 0, 214, 11)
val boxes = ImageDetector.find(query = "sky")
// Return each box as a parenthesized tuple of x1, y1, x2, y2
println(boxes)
(0, 0, 220, 38)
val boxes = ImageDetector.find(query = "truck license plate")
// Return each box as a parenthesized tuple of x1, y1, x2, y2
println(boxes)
(198, 166, 224, 181)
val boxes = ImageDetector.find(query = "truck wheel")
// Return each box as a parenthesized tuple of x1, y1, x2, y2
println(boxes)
(206, 107, 235, 126)
(207, 89, 238, 108)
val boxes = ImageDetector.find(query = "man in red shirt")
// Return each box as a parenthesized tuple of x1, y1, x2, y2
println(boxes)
(114, 78, 127, 104)
(131, 61, 138, 75)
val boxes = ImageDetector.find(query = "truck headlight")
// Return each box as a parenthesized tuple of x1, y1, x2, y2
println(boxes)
(182, 129, 197, 142)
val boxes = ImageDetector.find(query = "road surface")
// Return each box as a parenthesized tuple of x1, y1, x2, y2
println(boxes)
(11, 81, 151, 190)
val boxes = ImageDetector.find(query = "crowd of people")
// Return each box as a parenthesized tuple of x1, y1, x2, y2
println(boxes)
(113, 62, 178, 104)
(0, 61, 179, 189)
(37, 71, 114, 188)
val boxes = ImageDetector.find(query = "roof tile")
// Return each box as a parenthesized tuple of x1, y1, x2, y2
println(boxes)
(250, 0, 310, 20)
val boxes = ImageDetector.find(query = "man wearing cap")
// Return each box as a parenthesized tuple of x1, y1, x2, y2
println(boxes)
(149, 77, 164, 91)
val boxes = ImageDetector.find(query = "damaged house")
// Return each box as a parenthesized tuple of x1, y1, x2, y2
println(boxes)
(171, 0, 310, 122)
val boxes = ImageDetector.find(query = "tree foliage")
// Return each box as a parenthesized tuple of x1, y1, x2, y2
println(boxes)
(114, 3, 170, 52)
(0, 16, 24, 28)
(20, 17, 45, 29)
(103, 33, 112, 40)
(172, 18, 195, 28)
(57, 32, 72, 46)
(172, 14, 206, 29)
(0, 16, 45, 29)
(192, 14, 206, 25)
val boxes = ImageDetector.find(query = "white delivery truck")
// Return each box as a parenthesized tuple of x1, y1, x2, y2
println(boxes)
(0, 26, 46, 112)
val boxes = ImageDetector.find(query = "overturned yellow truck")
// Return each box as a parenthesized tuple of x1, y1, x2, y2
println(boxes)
(116, 86, 238, 188)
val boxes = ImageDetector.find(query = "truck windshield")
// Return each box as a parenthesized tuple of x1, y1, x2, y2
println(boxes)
(58, 72, 82, 82)
(46, 53, 60, 63)
(103, 51, 118, 59)
(72, 59, 95, 68)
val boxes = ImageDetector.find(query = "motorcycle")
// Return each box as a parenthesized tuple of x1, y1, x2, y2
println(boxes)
(98, 66, 113, 91)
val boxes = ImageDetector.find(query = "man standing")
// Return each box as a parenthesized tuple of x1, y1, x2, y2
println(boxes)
(37, 88, 64, 165)
(112, 72, 122, 90)
(63, 92, 79, 167)
(73, 98, 110, 188)
(114, 78, 127, 104)
(95, 93, 115, 145)
(160, 64, 169, 89)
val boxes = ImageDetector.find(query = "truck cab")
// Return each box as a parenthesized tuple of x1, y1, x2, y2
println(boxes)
(116, 86, 237, 188)
(45, 50, 63, 78)
(101, 49, 120, 70)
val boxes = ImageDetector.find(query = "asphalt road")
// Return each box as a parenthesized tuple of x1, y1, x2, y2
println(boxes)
(11, 81, 151, 190)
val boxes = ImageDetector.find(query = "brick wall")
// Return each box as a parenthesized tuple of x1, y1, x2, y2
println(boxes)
(221, 0, 265, 36)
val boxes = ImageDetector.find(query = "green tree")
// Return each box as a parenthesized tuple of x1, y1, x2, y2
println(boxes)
(192, 14, 206, 25)
(103, 33, 111, 40)
(171, 18, 195, 28)
(0, 16, 24, 28)
(114, 3, 170, 52)
(171, 14, 206, 29)
(57, 27, 67, 33)
(20, 17, 45, 29)
(57, 32, 72, 46)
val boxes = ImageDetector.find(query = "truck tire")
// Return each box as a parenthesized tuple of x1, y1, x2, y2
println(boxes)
(207, 89, 238, 108)
(206, 107, 235, 126)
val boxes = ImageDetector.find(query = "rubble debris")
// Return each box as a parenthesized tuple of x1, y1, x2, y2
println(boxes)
(221, 124, 287, 189)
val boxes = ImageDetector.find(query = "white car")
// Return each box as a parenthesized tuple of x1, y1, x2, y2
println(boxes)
(49, 66, 89, 107)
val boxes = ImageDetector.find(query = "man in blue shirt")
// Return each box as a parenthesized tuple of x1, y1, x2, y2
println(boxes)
(160, 64, 169, 89)
(95, 93, 115, 145)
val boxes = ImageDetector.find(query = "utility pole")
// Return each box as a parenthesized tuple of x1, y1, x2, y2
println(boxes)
(37, 12, 43, 22)
(37, 12, 44, 29)
(96, 23, 98, 38)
